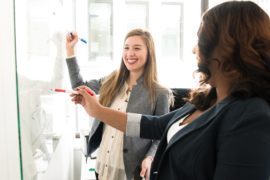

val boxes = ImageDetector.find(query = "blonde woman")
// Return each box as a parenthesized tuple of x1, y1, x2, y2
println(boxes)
(65, 29, 172, 180)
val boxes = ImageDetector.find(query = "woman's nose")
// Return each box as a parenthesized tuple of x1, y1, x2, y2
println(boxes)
(127, 50, 135, 56)
(192, 45, 197, 54)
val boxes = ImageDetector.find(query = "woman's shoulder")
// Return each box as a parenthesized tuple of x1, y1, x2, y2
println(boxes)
(155, 83, 171, 93)
(154, 84, 174, 105)
(220, 97, 270, 132)
(227, 97, 270, 116)
(232, 97, 268, 107)
(240, 97, 270, 111)
(154, 83, 171, 93)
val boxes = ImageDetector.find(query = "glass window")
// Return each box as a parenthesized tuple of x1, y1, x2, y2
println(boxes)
(156, 1, 201, 88)
(125, 1, 149, 30)
(15, 0, 77, 179)
(160, 2, 183, 60)
(89, 0, 113, 62)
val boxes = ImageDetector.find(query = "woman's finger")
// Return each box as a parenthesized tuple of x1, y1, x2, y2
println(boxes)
(140, 167, 146, 177)
(77, 86, 95, 96)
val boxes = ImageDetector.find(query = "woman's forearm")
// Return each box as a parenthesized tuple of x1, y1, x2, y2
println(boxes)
(66, 48, 75, 57)
(95, 106, 127, 132)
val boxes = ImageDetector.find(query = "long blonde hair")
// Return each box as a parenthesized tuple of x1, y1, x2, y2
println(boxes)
(99, 28, 159, 107)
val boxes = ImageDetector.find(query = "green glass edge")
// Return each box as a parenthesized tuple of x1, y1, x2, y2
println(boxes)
(13, 0, 24, 179)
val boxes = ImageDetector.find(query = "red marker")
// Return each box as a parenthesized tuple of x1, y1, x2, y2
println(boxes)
(50, 88, 78, 94)
(82, 87, 94, 96)
(50, 88, 94, 96)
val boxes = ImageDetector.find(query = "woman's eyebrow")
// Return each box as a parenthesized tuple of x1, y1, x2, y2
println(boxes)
(124, 44, 143, 47)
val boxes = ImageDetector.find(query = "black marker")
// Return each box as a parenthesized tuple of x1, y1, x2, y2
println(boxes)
(70, 32, 87, 44)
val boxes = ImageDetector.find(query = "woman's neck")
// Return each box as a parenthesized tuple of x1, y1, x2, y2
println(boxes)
(215, 85, 230, 103)
(128, 71, 142, 89)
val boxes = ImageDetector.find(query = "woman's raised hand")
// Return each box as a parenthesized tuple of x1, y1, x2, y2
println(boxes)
(66, 32, 79, 56)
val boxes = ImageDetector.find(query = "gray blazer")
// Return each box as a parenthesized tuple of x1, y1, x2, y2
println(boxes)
(66, 57, 171, 180)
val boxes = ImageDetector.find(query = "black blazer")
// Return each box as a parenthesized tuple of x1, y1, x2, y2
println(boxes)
(140, 97, 270, 180)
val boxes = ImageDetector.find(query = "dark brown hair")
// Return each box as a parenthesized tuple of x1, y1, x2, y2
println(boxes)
(188, 1, 270, 110)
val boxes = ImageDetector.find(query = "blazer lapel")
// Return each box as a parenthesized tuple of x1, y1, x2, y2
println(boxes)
(166, 103, 195, 128)
(167, 97, 235, 149)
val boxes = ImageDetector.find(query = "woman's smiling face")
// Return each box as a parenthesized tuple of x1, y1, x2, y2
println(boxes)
(122, 35, 148, 74)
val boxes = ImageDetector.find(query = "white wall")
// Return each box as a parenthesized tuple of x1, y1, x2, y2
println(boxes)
(0, 0, 21, 180)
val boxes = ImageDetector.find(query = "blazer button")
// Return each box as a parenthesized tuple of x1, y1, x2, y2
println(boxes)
(123, 148, 128, 153)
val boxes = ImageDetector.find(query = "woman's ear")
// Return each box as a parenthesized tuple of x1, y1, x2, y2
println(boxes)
(225, 68, 241, 79)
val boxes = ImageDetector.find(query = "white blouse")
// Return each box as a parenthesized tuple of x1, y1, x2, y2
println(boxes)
(96, 84, 130, 180)
(167, 115, 188, 143)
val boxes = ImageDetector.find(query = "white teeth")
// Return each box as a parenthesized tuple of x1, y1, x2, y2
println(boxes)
(127, 59, 137, 64)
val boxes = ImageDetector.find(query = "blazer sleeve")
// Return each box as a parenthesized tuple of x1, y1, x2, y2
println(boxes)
(66, 57, 102, 93)
(140, 110, 179, 140)
(127, 109, 178, 138)
(214, 108, 270, 180)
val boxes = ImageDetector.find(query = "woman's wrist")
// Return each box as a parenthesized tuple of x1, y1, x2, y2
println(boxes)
(66, 55, 76, 59)
(145, 156, 153, 161)
(66, 48, 75, 57)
